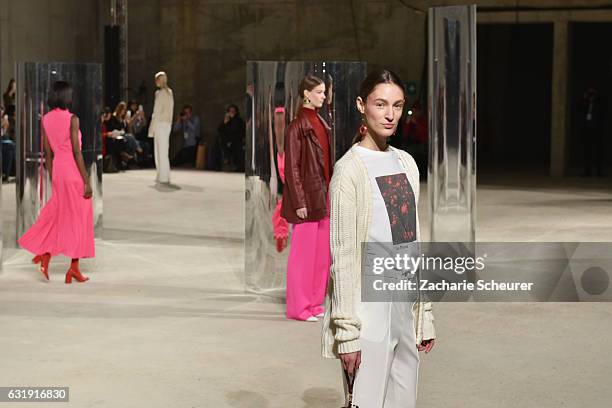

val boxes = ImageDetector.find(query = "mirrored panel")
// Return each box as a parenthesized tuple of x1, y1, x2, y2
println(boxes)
(428, 6, 477, 242)
(245, 61, 366, 296)
(15, 62, 103, 245)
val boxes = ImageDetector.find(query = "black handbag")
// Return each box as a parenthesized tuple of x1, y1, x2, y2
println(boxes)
(343, 368, 359, 408)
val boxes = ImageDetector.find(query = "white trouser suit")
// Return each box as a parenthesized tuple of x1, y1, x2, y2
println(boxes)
(345, 146, 421, 407)
(149, 86, 174, 184)
(345, 301, 419, 408)
(152, 122, 171, 183)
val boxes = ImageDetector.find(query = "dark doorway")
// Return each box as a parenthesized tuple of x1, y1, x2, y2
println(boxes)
(569, 22, 612, 174)
(477, 23, 553, 170)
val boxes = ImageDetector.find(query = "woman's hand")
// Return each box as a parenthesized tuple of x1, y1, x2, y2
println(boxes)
(84, 182, 93, 199)
(339, 351, 361, 376)
(296, 207, 308, 219)
(417, 339, 435, 354)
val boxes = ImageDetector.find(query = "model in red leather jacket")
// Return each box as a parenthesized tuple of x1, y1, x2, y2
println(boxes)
(281, 107, 333, 224)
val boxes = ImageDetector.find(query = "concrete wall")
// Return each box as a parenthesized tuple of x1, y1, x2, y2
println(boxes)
(125, 0, 612, 146)
(127, 0, 429, 144)
(2, 0, 611, 172)
(0, 0, 107, 93)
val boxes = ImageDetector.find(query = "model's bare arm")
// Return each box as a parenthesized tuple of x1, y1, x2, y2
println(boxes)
(42, 124, 53, 180)
(70, 115, 92, 198)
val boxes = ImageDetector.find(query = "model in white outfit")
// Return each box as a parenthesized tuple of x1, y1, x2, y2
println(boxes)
(351, 146, 420, 407)
(149, 71, 174, 184)
(321, 70, 436, 408)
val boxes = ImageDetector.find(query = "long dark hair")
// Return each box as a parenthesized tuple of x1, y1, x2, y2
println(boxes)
(352, 69, 405, 144)
(3, 79, 15, 96)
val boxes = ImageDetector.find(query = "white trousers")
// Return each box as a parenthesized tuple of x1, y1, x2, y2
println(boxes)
(152, 122, 171, 183)
(344, 301, 420, 408)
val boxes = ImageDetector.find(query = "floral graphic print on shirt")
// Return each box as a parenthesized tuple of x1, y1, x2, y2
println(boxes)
(375, 173, 416, 245)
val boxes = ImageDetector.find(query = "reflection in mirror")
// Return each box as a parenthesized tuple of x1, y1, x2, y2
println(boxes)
(428, 6, 476, 243)
(245, 61, 366, 297)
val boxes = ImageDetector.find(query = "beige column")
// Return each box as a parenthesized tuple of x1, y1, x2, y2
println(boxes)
(550, 20, 569, 177)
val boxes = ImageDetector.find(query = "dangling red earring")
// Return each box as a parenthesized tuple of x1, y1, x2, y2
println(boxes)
(359, 122, 368, 136)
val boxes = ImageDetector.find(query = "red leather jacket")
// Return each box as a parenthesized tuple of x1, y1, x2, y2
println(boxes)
(281, 108, 333, 224)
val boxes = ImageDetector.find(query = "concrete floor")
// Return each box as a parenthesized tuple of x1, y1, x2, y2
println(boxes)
(0, 169, 611, 407)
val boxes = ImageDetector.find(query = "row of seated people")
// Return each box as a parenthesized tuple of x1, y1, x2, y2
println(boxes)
(101, 101, 152, 172)
(101, 101, 202, 172)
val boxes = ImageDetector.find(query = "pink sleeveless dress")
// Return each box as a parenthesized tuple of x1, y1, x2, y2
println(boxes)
(18, 108, 95, 259)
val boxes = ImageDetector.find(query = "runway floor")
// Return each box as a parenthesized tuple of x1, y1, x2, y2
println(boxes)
(0, 169, 611, 407)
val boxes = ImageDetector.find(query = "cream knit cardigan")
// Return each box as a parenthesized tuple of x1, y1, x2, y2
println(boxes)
(321, 144, 436, 358)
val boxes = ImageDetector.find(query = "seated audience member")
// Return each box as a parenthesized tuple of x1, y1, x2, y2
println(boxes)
(104, 104, 133, 170)
(128, 101, 152, 166)
(108, 101, 146, 167)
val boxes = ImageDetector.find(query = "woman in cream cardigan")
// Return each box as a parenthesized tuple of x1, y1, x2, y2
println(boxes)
(148, 71, 174, 184)
(321, 69, 436, 408)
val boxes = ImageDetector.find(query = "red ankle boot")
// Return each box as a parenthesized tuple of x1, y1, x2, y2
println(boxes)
(65, 264, 89, 284)
(32, 253, 51, 280)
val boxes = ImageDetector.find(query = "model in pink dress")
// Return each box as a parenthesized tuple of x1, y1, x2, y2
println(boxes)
(18, 81, 95, 283)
